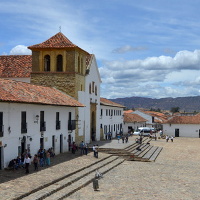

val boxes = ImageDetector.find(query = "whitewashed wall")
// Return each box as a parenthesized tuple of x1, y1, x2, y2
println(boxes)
(132, 110, 152, 127)
(78, 55, 101, 143)
(163, 123, 200, 138)
(100, 105, 123, 139)
(0, 102, 76, 168)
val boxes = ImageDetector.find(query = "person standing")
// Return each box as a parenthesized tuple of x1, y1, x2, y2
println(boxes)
(24, 154, 31, 174)
(166, 135, 169, 142)
(46, 150, 51, 166)
(93, 144, 96, 157)
(117, 134, 120, 143)
(95, 144, 99, 158)
(33, 154, 39, 171)
(170, 136, 174, 142)
(84, 143, 88, 155)
(80, 141, 85, 155)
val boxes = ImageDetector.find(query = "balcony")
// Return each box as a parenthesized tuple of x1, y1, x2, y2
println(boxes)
(21, 123, 27, 133)
(56, 120, 61, 130)
(68, 120, 76, 131)
(40, 121, 46, 132)
(0, 125, 4, 137)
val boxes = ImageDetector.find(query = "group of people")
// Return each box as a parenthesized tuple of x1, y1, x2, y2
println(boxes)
(7, 147, 55, 174)
(117, 134, 129, 143)
(166, 135, 174, 142)
(70, 141, 89, 155)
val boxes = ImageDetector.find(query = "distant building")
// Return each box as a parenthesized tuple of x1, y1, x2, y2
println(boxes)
(100, 98, 125, 139)
(123, 113, 147, 133)
(132, 110, 167, 130)
(163, 114, 200, 138)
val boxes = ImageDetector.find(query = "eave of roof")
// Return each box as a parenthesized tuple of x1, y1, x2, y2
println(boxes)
(0, 78, 84, 107)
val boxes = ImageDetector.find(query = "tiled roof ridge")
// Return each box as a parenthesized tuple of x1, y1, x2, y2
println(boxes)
(124, 113, 147, 123)
(28, 32, 77, 49)
(100, 97, 125, 108)
(165, 114, 200, 124)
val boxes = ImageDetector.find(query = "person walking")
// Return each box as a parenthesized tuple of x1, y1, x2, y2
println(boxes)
(24, 154, 31, 174)
(166, 135, 169, 142)
(170, 136, 174, 142)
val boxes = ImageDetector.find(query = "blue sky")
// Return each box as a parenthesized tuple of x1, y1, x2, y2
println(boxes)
(1, 0, 200, 99)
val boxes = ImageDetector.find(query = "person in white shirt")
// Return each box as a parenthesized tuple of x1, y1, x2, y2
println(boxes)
(24, 155, 31, 174)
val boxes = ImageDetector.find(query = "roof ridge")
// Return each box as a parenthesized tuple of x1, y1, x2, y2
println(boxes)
(28, 32, 77, 49)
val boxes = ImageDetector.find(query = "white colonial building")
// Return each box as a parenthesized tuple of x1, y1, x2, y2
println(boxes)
(0, 32, 102, 145)
(123, 112, 147, 134)
(99, 98, 125, 139)
(163, 114, 200, 138)
(0, 79, 84, 169)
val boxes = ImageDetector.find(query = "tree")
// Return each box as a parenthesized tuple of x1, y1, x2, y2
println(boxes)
(170, 107, 180, 113)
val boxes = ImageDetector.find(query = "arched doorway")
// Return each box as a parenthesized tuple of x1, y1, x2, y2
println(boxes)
(91, 111, 96, 141)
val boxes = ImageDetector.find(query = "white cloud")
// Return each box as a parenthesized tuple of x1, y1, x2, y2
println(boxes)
(112, 45, 147, 54)
(100, 49, 200, 98)
(9, 45, 31, 55)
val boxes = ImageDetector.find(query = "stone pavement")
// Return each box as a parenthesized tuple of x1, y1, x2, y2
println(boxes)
(69, 137, 200, 200)
(0, 138, 134, 200)
(0, 136, 200, 200)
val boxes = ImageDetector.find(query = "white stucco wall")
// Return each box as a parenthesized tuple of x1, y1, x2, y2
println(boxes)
(0, 102, 76, 168)
(163, 124, 200, 138)
(132, 110, 152, 127)
(78, 55, 101, 143)
(100, 105, 123, 139)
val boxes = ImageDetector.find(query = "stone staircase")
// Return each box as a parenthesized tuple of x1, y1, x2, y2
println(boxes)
(98, 137, 163, 162)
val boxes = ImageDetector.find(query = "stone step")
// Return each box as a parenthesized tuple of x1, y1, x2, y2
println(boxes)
(133, 144, 151, 155)
(20, 156, 123, 200)
(148, 147, 163, 162)
(135, 145, 153, 158)
(141, 146, 159, 161)
(40, 158, 124, 200)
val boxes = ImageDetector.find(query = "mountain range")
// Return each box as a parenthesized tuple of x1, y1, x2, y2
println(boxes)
(109, 96, 200, 112)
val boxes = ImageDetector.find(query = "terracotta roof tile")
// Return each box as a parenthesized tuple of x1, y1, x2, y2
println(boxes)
(0, 79, 84, 107)
(0, 55, 32, 78)
(28, 32, 78, 49)
(124, 110, 134, 113)
(100, 98, 125, 108)
(124, 113, 147, 123)
(143, 110, 168, 122)
(165, 114, 200, 124)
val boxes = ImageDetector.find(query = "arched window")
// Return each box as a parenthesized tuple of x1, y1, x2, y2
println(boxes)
(57, 55, 63, 72)
(44, 55, 50, 71)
